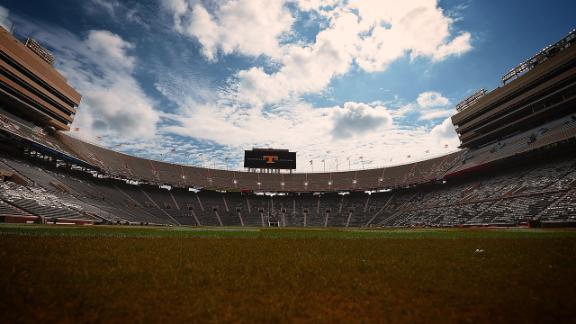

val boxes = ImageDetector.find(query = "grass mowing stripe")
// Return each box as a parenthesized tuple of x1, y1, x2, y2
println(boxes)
(1, 224, 575, 239)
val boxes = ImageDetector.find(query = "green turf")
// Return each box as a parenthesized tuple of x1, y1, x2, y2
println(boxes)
(1, 224, 575, 239)
(1, 224, 575, 323)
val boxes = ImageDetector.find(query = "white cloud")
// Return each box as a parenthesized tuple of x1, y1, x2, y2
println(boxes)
(419, 108, 455, 121)
(160, 1, 473, 107)
(154, 71, 217, 107)
(0, 6, 12, 30)
(88, 0, 120, 17)
(15, 25, 161, 141)
(85, 30, 135, 70)
(161, 92, 460, 171)
(187, 4, 220, 60)
(161, 0, 189, 33)
(351, 1, 473, 72)
(225, 0, 473, 105)
(432, 32, 472, 61)
(412, 91, 456, 121)
(73, 75, 159, 141)
(415, 91, 453, 121)
(296, 0, 341, 12)
(162, 100, 334, 148)
(161, 0, 188, 16)
(85, 0, 146, 25)
(235, 9, 359, 106)
(70, 31, 158, 140)
(417, 91, 450, 108)
(430, 116, 460, 147)
(386, 91, 453, 121)
(163, 0, 294, 61)
(332, 102, 392, 139)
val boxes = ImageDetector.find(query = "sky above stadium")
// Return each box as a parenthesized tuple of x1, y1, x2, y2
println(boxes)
(0, 1, 574, 171)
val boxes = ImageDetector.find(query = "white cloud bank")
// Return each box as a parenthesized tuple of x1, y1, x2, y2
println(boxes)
(162, 0, 294, 61)
(430, 116, 459, 146)
(68, 31, 159, 141)
(417, 91, 450, 108)
(160, 93, 459, 171)
(163, 0, 473, 106)
(416, 91, 455, 121)
(331, 102, 393, 139)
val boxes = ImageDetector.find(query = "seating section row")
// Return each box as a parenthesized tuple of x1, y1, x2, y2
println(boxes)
(1, 152, 575, 227)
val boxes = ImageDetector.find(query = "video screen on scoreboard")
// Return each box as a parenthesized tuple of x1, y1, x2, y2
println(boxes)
(244, 149, 296, 169)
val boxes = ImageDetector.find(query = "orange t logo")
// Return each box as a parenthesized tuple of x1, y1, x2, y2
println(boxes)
(263, 155, 279, 164)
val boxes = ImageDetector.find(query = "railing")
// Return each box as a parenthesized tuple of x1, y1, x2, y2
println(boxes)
(501, 29, 576, 85)
(456, 88, 487, 112)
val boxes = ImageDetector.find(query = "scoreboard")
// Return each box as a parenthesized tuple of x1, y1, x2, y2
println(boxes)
(244, 148, 296, 169)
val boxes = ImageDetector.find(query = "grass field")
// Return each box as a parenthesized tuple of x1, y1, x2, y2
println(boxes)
(1, 225, 575, 323)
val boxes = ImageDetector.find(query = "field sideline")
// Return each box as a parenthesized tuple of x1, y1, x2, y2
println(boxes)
(1, 225, 575, 323)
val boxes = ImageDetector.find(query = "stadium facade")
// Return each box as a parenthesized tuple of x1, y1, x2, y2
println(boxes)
(0, 26, 81, 131)
(452, 30, 576, 149)
(0, 28, 575, 227)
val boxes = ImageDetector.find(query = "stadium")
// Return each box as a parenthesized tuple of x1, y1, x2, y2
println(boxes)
(0, 1, 575, 322)
(1, 26, 575, 228)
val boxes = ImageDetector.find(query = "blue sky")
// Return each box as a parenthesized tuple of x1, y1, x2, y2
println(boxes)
(0, 0, 574, 171)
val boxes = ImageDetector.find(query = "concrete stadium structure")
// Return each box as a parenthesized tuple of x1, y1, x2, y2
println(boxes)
(0, 26, 81, 131)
